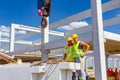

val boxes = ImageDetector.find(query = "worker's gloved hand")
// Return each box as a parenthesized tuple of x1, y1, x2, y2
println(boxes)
(31, 61, 44, 66)
(57, 59, 65, 62)
(83, 49, 87, 53)
(46, 60, 58, 64)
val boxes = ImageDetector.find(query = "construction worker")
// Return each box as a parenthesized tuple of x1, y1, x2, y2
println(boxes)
(58, 37, 75, 62)
(72, 33, 90, 80)
(58, 37, 78, 80)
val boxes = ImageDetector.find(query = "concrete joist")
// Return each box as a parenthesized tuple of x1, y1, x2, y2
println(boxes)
(65, 16, 120, 37)
(103, 16, 120, 27)
(104, 31, 120, 42)
(7, 30, 120, 56)
(0, 38, 32, 45)
(13, 23, 64, 37)
(45, 32, 92, 50)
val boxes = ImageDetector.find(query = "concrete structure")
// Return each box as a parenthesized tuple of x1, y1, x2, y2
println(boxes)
(91, 0, 107, 79)
(0, 0, 120, 80)
(0, 62, 80, 80)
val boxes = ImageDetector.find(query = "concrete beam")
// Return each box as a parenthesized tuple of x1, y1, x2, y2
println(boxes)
(45, 32, 92, 50)
(6, 30, 120, 55)
(13, 23, 64, 37)
(65, 16, 120, 37)
(0, 38, 32, 45)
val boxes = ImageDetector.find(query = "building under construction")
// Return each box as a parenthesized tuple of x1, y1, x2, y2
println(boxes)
(0, 0, 120, 80)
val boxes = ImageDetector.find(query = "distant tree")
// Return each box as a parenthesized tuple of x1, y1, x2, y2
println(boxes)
(87, 66, 93, 70)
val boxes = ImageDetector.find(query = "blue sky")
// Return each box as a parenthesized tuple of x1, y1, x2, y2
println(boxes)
(0, 0, 119, 37)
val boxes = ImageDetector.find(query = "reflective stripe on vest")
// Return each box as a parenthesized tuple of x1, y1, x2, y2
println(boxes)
(65, 46, 75, 62)
(73, 41, 84, 58)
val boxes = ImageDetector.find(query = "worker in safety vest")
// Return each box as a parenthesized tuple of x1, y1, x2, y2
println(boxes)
(58, 37, 75, 62)
(72, 33, 90, 80)
(58, 37, 78, 80)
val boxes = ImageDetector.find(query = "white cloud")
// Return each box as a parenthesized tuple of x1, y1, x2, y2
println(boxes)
(1, 32, 10, 37)
(117, 14, 120, 17)
(58, 21, 88, 30)
(70, 21, 88, 29)
(16, 30, 26, 35)
(0, 25, 27, 37)
(58, 25, 74, 30)
(0, 25, 10, 32)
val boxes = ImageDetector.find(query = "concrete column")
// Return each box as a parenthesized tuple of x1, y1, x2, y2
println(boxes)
(9, 24, 15, 52)
(91, 0, 107, 80)
(108, 58, 112, 68)
(106, 54, 109, 70)
(109, 58, 113, 68)
(86, 58, 88, 70)
(91, 57, 95, 72)
(41, 17, 49, 62)
(114, 59, 119, 68)
(0, 31, 1, 49)
(118, 60, 120, 68)
(116, 59, 119, 68)
(111, 58, 114, 68)
(113, 59, 116, 68)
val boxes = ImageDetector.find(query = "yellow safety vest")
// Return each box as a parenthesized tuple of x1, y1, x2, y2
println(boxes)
(65, 46, 75, 62)
(72, 41, 85, 58)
